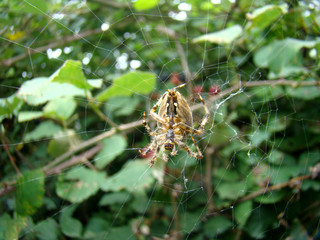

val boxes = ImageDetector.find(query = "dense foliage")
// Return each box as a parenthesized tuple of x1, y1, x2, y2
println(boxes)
(1, 0, 320, 239)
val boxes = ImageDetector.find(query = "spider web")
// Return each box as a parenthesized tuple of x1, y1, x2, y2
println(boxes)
(1, 0, 319, 239)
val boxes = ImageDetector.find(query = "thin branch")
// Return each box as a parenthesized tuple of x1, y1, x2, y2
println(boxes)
(2, 28, 103, 66)
(191, 79, 319, 110)
(237, 174, 313, 203)
(45, 144, 102, 175)
(43, 118, 144, 171)
(0, 144, 102, 197)
(1, 134, 21, 176)
(3, 134, 34, 169)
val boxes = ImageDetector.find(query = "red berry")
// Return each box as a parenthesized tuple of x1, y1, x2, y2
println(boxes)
(170, 72, 180, 86)
(193, 85, 204, 94)
(209, 85, 220, 95)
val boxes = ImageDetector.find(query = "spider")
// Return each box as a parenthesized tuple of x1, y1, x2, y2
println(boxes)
(140, 83, 210, 167)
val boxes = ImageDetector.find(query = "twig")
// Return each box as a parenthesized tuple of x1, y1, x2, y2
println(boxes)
(1, 134, 21, 176)
(43, 118, 144, 171)
(45, 144, 101, 175)
(2, 28, 103, 66)
(237, 174, 313, 203)
(0, 144, 102, 197)
(191, 79, 319, 110)
(3, 134, 34, 169)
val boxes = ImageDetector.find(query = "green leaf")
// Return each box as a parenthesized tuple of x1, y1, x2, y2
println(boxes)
(298, 151, 320, 174)
(301, 180, 320, 191)
(17, 77, 86, 106)
(216, 181, 248, 200)
(107, 96, 140, 117)
(286, 85, 320, 100)
(254, 38, 319, 79)
(249, 86, 284, 102)
(9, 0, 48, 15)
(180, 212, 202, 233)
(18, 111, 44, 122)
(254, 190, 286, 204)
(168, 150, 198, 169)
(235, 201, 252, 228)
(0, 94, 24, 122)
(193, 25, 242, 44)
(16, 170, 45, 216)
(131, 191, 149, 213)
(94, 135, 127, 169)
(0, 213, 28, 240)
(247, 4, 288, 29)
(267, 150, 285, 165)
(133, 0, 160, 11)
(267, 116, 287, 133)
(100, 160, 155, 192)
(24, 121, 62, 142)
(208, 123, 239, 146)
(249, 130, 270, 147)
(35, 218, 61, 240)
(99, 192, 131, 206)
(56, 166, 106, 203)
(270, 166, 300, 184)
(50, 60, 92, 90)
(83, 217, 109, 239)
(244, 207, 276, 239)
(48, 130, 81, 157)
(96, 71, 156, 102)
(106, 226, 135, 240)
(204, 215, 233, 236)
(287, 219, 311, 240)
(60, 205, 82, 238)
(43, 97, 77, 121)
(88, 79, 103, 88)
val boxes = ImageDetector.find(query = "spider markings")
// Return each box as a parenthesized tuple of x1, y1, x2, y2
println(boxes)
(140, 84, 210, 167)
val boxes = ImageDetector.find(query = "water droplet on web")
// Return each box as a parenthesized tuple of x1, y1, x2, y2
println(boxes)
(101, 22, 110, 31)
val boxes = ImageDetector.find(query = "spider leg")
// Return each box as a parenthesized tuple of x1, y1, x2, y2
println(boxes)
(190, 135, 203, 157)
(150, 146, 161, 167)
(163, 151, 169, 162)
(170, 144, 177, 156)
(139, 138, 157, 156)
(150, 111, 167, 125)
(143, 112, 156, 136)
(177, 137, 203, 159)
(149, 94, 168, 125)
(193, 93, 210, 135)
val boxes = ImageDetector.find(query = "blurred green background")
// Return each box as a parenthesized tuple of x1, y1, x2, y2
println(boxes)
(0, 0, 320, 239)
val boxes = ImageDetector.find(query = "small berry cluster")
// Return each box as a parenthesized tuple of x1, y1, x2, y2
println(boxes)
(170, 73, 221, 96)
(192, 85, 220, 96)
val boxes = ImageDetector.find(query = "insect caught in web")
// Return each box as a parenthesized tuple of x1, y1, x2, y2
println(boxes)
(140, 83, 210, 167)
